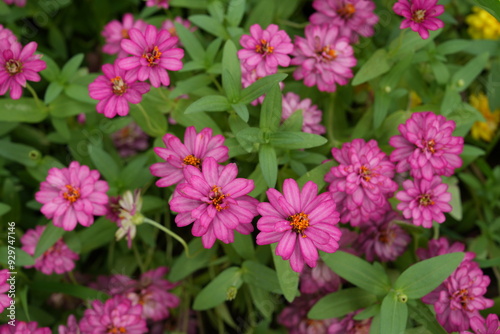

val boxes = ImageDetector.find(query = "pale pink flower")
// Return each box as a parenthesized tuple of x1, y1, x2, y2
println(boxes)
(282, 92, 326, 135)
(0, 269, 11, 314)
(2, 0, 25, 7)
(393, 0, 445, 39)
(89, 274, 136, 296)
(0, 321, 51, 334)
(0, 25, 17, 51)
(161, 17, 196, 46)
(291, 24, 356, 93)
(58, 315, 80, 334)
(328, 310, 372, 333)
(146, 0, 169, 9)
(35, 161, 109, 231)
(300, 260, 340, 295)
(416, 237, 475, 262)
(102, 13, 148, 58)
(460, 314, 500, 334)
(111, 122, 149, 158)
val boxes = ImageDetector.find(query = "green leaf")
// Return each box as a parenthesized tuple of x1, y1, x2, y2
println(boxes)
(0, 203, 11, 216)
(380, 291, 408, 334)
(443, 176, 462, 221)
(78, 217, 116, 254)
(88, 144, 120, 183)
(119, 154, 153, 190)
(34, 224, 65, 259)
(259, 83, 282, 132)
(232, 233, 255, 260)
(193, 267, 243, 310)
(206, 38, 223, 64)
(321, 251, 391, 296)
(408, 300, 448, 334)
(189, 14, 228, 38)
(242, 260, 281, 293)
(0, 139, 41, 167)
(169, 238, 218, 281)
(474, 0, 500, 21)
(373, 90, 391, 130)
(170, 0, 208, 8)
(184, 95, 230, 114)
(352, 49, 390, 86)
(49, 94, 92, 118)
(248, 285, 274, 319)
(39, 53, 60, 82)
(308, 288, 378, 320)
(394, 252, 464, 299)
(226, 0, 246, 27)
(65, 84, 97, 104)
(296, 160, 335, 190)
(245, 0, 275, 29)
(259, 144, 278, 188)
(431, 61, 450, 85)
(0, 98, 47, 123)
(270, 132, 327, 150)
(170, 75, 212, 99)
(440, 86, 462, 116)
(174, 21, 205, 62)
(240, 73, 287, 106)
(248, 164, 267, 197)
(222, 40, 242, 102)
(232, 103, 249, 122)
(44, 81, 64, 104)
(451, 53, 489, 92)
(129, 104, 167, 137)
(271, 243, 299, 302)
(60, 53, 84, 82)
(26, 155, 65, 182)
(30, 281, 107, 301)
(436, 40, 472, 55)
(0, 247, 34, 267)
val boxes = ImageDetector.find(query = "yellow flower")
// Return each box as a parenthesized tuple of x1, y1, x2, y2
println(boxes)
(466, 7, 500, 40)
(470, 92, 500, 142)
(409, 90, 422, 109)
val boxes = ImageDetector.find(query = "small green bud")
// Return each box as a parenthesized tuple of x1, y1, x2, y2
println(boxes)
(226, 286, 238, 301)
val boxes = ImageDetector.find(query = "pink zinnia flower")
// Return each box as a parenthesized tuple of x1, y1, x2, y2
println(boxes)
(146, 0, 169, 9)
(460, 314, 500, 334)
(396, 175, 452, 228)
(111, 122, 149, 157)
(21, 225, 79, 275)
(238, 24, 294, 77)
(291, 24, 357, 93)
(416, 237, 475, 262)
(161, 17, 196, 46)
(0, 41, 46, 99)
(170, 157, 259, 248)
(256, 179, 342, 273)
(325, 139, 398, 226)
(422, 260, 494, 332)
(0, 321, 51, 334)
(35, 161, 109, 231)
(102, 13, 147, 58)
(393, 0, 444, 39)
(79, 295, 147, 334)
(89, 274, 136, 296)
(278, 295, 335, 334)
(310, 0, 379, 43)
(2, 0, 25, 7)
(328, 310, 372, 333)
(0, 269, 11, 314)
(118, 25, 184, 87)
(58, 315, 80, 334)
(300, 260, 340, 295)
(389, 111, 464, 180)
(356, 210, 411, 262)
(282, 92, 326, 135)
(150, 126, 229, 188)
(89, 62, 150, 118)
(0, 25, 17, 51)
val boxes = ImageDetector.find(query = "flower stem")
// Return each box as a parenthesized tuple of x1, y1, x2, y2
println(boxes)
(136, 103, 163, 135)
(133, 243, 146, 273)
(25, 83, 44, 110)
(143, 217, 191, 258)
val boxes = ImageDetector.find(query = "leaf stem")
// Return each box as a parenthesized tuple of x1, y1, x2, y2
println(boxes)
(143, 217, 191, 258)
(25, 83, 44, 110)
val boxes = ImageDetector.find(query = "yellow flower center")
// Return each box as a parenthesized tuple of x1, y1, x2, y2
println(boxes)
(142, 46, 162, 67)
(110, 76, 128, 95)
(319, 46, 337, 62)
(337, 3, 356, 19)
(121, 29, 129, 39)
(422, 139, 436, 154)
(209, 185, 229, 212)
(183, 154, 201, 167)
(359, 165, 374, 182)
(255, 39, 274, 55)
(412, 9, 426, 23)
(418, 193, 435, 207)
(63, 185, 80, 203)
(5, 59, 22, 75)
(288, 212, 309, 237)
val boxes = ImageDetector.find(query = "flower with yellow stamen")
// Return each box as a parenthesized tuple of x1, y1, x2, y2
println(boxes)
(465, 7, 500, 40)
(470, 92, 500, 142)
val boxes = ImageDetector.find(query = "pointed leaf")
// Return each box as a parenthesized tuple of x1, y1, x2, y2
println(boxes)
(259, 144, 277, 188)
(271, 243, 299, 302)
(60, 53, 84, 82)
(259, 83, 282, 132)
(174, 21, 205, 62)
(308, 288, 377, 320)
(34, 224, 65, 258)
(270, 132, 327, 150)
(184, 95, 230, 114)
(241, 73, 287, 106)
(380, 291, 408, 334)
(193, 267, 243, 310)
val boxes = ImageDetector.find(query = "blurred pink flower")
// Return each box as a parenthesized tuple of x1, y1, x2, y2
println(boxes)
(162, 17, 196, 46)
(0, 41, 46, 99)
(111, 122, 149, 158)
(146, 0, 169, 9)
(416, 237, 475, 262)
(328, 310, 372, 333)
(170, 157, 258, 248)
(89, 274, 136, 296)
(102, 13, 148, 58)
(0, 25, 17, 51)
(2, 0, 25, 7)
(35, 161, 109, 231)
(460, 314, 500, 334)
(393, 0, 444, 39)
(238, 24, 294, 77)
(21, 225, 79, 275)
(150, 126, 229, 187)
(89, 62, 150, 118)
(300, 260, 340, 294)
(58, 315, 80, 334)
(256, 179, 341, 273)
(282, 92, 326, 135)
(291, 24, 356, 92)
(310, 0, 379, 43)
(396, 175, 452, 228)
(0, 269, 11, 314)
(278, 295, 335, 333)
(119, 25, 184, 87)
(0, 321, 51, 334)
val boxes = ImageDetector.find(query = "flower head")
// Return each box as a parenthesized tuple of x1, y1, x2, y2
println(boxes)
(111, 122, 149, 158)
(0, 321, 51, 334)
(114, 190, 144, 248)
(170, 157, 259, 248)
(328, 310, 372, 333)
(278, 295, 335, 333)
(469, 92, 500, 142)
(393, 0, 445, 39)
(89, 62, 150, 118)
(161, 17, 196, 46)
(416, 237, 475, 262)
(282, 92, 326, 135)
(460, 314, 500, 334)
(310, 0, 379, 43)
(118, 25, 184, 87)
(2, 0, 26, 7)
(0, 269, 12, 314)
(389, 111, 464, 180)
(150, 126, 229, 187)
(0, 25, 17, 51)
(291, 24, 357, 93)
(58, 315, 80, 334)
(256, 179, 341, 273)
(300, 260, 340, 294)
(35, 161, 109, 231)
(238, 24, 294, 77)
(146, 0, 169, 9)
(102, 13, 148, 58)
(0, 41, 46, 99)
(466, 7, 500, 40)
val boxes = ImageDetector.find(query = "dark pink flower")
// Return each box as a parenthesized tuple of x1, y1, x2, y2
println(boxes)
(0, 269, 11, 314)
(238, 24, 294, 77)
(416, 237, 475, 262)
(111, 122, 149, 158)
(89, 62, 150, 118)
(310, 0, 379, 43)
(256, 179, 342, 273)
(0, 41, 46, 99)
(150, 126, 229, 187)
(325, 139, 398, 226)
(460, 314, 500, 334)
(0, 321, 51, 334)
(79, 295, 147, 334)
(58, 315, 80, 334)
(89, 274, 137, 296)
(389, 112, 463, 180)
(278, 295, 335, 334)
(0, 25, 17, 51)
(21, 225, 79, 275)
(300, 260, 340, 295)
(2, 0, 25, 7)
(35, 161, 109, 231)
(291, 24, 356, 93)
(170, 157, 258, 248)
(118, 25, 184, 87)
(146, 0, 169, 9)
(396, 175, 452, 228)
(393, 0, 444, 39)
(282, 92, 326, 135)
(102, 13, 148, 58)
(328, 310, 372, 333)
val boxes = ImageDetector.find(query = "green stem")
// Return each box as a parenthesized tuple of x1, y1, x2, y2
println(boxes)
(209, 75, 224, 93)
(136, 103, 163, 134)
(278, 19, 309, 29)
(433, 222, 440, 240)
(133, 243, 146, 273)
(25, 83, 43, 110)
(143, 217, 191, 257)
(67, 271, 79, 285)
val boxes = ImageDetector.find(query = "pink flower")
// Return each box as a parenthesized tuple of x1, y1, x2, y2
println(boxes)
(89, 274, 136, 296)
(256, 179, 342, 273)
(416, 237, 475, 262)
(118, 25, 184, 87)
(21, 225, 79, 275)
(238, 24, 294, 77)
(2, 0, 25, 7)
(325, 139, 398, 226)
(282, 92, 326, 135)
(396, 175, 452, 228)
(0, 321, 51, 334)
(102, 13, 148, 58)
(35, 161, 109, 231)
(393, 0, 444, 39)
(278, 295, 335, 334)
(58, 315, 80, 334)
(170, 157, 259, 248)
(150, 126, 229, 187)
(390, 112, 463, 180)
(291, 24, 357, 93)
(79, 295, 147, 334)
(161, 17, 196, 46)
(356, 210, 411, 262)
(0, 41, 46, 99)
(111, 122, 149, 158)
(89, 62, 150, 118)
(422, 260, 494, 332)
(328, 310, 372, 333)
(0, 25, 17, 51)
(300, 260, 340, 295)
(0, 269, 12, 314)
(146, 0, 169, 9)
(310, 0, 379, 43)
(460, 314, 500, 334)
